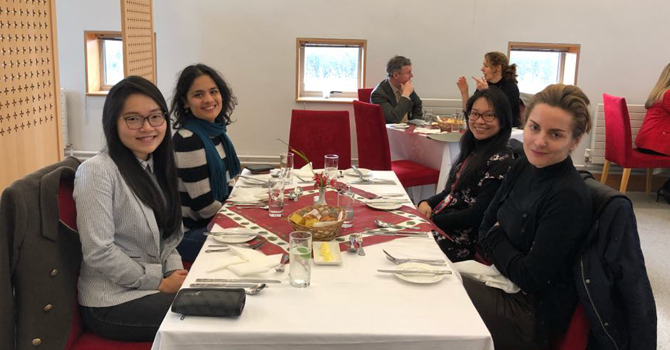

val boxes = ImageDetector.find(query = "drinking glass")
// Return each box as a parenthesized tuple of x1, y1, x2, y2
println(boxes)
(289, 231, 312, 288)
(280, 152, 294, 184)
(324, 154, 339, 183)
(337, 183, 355, 228)
(268, 177, 285, 217)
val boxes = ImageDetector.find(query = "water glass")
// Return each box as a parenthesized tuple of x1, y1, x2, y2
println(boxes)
(324, 154, 339, 183)
(337, 184, 355, 228)
(280, 152, 294, 184)
(268, 177, 285, 217)
(289, 231, 312, 288)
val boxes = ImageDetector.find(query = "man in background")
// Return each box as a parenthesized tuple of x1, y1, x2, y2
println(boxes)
(371, 55, 423, 123)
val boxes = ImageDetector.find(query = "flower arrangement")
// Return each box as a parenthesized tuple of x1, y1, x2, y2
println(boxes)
(277, 139, 335, 205)
(313, 172, 336, 189)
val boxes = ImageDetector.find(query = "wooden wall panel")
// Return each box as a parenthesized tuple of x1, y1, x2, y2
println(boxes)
(121, 0, 155, 83)
(0, 0, 63, 191)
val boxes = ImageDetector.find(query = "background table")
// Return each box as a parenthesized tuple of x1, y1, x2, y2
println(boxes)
(387, 126, 524, 200)
(152, 171, 493, 350)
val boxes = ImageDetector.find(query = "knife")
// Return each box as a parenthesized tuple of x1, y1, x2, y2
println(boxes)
(190, 283, 260, 288)
(204, 231, 258, 237)
(351, 180, 397, 185)
(195, 278, 281, 284)
(365, 230, 428, 235)
(363, 232, 427, 237)
(377, 269, 452, 275)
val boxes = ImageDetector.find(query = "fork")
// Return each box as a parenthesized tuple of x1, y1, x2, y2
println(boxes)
(275, 253, 289, 273)
(382, 249, 446, 266)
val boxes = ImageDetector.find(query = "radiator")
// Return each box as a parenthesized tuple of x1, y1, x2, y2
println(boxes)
(590, 102, 646, 165)
(421, 98, 463, 116)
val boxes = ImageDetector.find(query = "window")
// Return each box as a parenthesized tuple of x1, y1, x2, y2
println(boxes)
(508, 42, 580, 94)
(85, 31, 124, 94)
(296, 38, 367, 102)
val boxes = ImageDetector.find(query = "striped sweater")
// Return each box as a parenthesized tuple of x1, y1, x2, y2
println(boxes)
(173, 128, 234, 230)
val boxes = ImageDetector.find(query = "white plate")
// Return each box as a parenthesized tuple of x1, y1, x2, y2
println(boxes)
(367, 202, 403, 211)
(393, 262, 445, 284)
(389, 124, 410, 129)
(343, 168, 372, 177)
(313, 241, 342, 265)
(212, 228, 257, 244)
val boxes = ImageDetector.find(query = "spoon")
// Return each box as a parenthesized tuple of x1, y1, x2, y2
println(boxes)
(373, 219, 404, 229)
(246, 283, 267, 295)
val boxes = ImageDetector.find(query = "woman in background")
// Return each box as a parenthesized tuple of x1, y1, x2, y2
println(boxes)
(467, 84, 593, 350)
(418, 88, 514, 262)
(635, 62, 670, 203)
(171, 64, 241, 261)
(457, 51, 522, 127)
(74, 76, 186, 341)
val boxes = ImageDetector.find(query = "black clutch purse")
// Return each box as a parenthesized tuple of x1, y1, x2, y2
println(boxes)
(245, 164, 274, 174)
(172, 288, 246, 317)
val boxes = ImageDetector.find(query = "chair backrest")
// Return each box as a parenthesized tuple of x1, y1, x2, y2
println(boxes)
(288, 110, 351, 169)
(357, 88, 373, 103)
(602, 93, 633, 166)
(352, 101, 392, 170)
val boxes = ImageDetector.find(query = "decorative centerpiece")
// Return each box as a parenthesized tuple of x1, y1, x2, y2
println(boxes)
(312, 172, 336, 206)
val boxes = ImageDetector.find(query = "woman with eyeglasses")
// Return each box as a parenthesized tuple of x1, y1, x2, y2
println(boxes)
(170, 64, 241, 262)
(457, 52, 522, 127)
(73, 76, 187, 341)
(466, 84, 593, 350)
(418, 88, 514, 262)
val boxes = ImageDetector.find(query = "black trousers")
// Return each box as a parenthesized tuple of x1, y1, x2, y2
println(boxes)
(80, 292, 176, 342)
(463, 276, 543, 350)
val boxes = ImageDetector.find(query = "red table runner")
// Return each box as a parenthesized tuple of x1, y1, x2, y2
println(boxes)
(210, 185, 441, 256)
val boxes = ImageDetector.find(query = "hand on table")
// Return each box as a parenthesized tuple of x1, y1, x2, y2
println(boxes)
(401, 80, 415, 97)
(158, 269, 188, 293)
(418, 201, 432, 218)
(472, 76, 489, 91)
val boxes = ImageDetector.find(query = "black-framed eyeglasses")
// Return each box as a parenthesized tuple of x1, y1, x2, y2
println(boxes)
(468, 111, 497, 122)
(122, 113, 166, 130)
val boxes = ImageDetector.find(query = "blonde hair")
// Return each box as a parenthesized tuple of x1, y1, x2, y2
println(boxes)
(485, 52, 518, 84)
(645, 63, 670, 109)
(524, 84, 592, 138)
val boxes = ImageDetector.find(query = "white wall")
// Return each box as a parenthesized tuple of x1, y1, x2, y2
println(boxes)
(57, 0, 670, 166)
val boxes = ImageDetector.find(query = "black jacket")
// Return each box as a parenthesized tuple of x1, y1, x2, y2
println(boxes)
(575, 174, 657, 350)
(370, 79, 422, 123)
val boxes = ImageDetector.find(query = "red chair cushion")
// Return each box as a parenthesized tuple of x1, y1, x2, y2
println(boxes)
(554, 303, 589, 350)
(603, 93, 670, 168)
(391, 160, 440, 188)
(353, 101, 392, 170)
(358, 88, 373, 103)
(288, 110, 351, 169)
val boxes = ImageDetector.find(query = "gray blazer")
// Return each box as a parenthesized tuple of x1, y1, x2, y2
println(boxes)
(370, 79, 423, 123)
(74, 152, 183, 307)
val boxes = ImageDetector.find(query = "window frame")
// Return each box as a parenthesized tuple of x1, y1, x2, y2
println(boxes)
(507, 42, 581, 92)
(295, 38, 367, 103)
(84, 31, 123, 95)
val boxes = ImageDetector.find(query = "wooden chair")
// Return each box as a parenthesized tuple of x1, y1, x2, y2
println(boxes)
(601, 93, 670, 194)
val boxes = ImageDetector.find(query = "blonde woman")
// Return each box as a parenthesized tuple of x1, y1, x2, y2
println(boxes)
(457, 52, 521, 127)
(635, 63, 670, 203)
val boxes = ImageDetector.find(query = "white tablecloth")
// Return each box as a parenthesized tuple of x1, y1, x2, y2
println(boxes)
(387, 126, 523, 199)
(152, 171, 493, 350)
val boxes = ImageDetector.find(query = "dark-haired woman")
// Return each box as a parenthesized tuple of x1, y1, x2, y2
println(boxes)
(457, 51, 522, 127)
(171, 64, 241, 261)
(418, 88, 514, 262)
(74, 76, 187, 341)
(465, 84, 593, 350)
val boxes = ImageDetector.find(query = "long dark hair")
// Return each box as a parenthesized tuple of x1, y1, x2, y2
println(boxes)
(450, 88, 513, 192)
(170, 63, 237, 128)
(102, 76, 182, 238)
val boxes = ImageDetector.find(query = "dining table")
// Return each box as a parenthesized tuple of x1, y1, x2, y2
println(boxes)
(151, 169, 494, 350)
(386, 124, 524, 200)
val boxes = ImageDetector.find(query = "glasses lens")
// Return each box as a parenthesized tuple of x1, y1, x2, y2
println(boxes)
(125, 117, 142, 129)
(482, 113, 496, 122)
(468, 112, 480, 121)
(148, 114, 165, 127)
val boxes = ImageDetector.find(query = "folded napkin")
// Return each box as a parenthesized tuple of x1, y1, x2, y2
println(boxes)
(226, 246, 280, 276)
(293, 163, 314, 178)
(454, 260, 520, 294)
(227, 187, 267, 203)
(388, 123, 409, 129)
(414, 127, 443, 134)
(206, 256, 246, 273)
